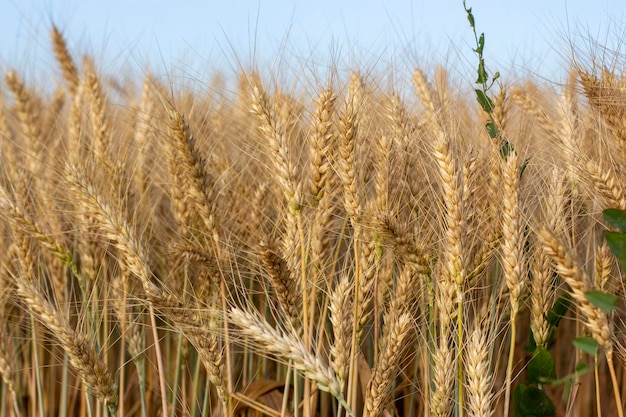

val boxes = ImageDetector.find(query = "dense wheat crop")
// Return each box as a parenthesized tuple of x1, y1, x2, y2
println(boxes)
(0, 25, 625, 417)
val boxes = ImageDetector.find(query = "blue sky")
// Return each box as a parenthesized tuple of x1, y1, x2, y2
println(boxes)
(1, 1, 624, 86)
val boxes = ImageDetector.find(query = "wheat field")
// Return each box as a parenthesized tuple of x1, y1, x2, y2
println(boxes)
(0, 25, 625, 417)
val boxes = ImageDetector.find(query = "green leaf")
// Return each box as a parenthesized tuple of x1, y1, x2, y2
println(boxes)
(493, 71, 500, 81)
(603, 230, 626, 270)
(500, 140, 514, 159)
(485, 121, 498, 138)
(527, 347, 556, 384)
(477, 33, 485, 54)
(546, 293, 571, 327)
(475, 89, 494, 112)
(549, 362, 591, 386)
(476, 59, 488, 84)
(520, 157, 530, 178)
(526, 330, 538, 352)
(573, 337, 598, 356)
(467, 10, 475, 27)
(514, 384, 556, 417)
(575, 362, 590, 375)
(603, 208, 626, 232)
(513, 384, 526, 417)
(585, 291, 619, 313)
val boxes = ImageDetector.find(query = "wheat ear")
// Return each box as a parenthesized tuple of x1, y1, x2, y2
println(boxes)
(539, 228, 624, 417)
(329, 274, 354, 391)
(5, 70, 42, 173)
(432, 130, 464, 326)
(83, 57, 110, 164)
(432, 129, 466, 416)
(167, 108, 220, 242)
(133, 73, 156, 195)
(531, 169, 565, 347)
(0, 186, 78, 281)
(431, 335, 455, 417)
(465, 319, 494, 417)
(51, 25, 80, 95)
(579, 71, 626, 162)
(66, 164, 228, 413)
(337, 88, 361, 224)
(229, 307, 353, 417)
(309, 86, 336, 202)
(583, 157, 626, 210)
(412, 69, 439, 131)
(364, 312, 412, 417)
(15, 278, 118, 414)
(510, 87, 559, 139)
(595, 243, 612, 292)
(539, 229, 611, 349)
(501, 151, 525, 417)
(249, 81, 302, 212)
(259, 240, 300, 327)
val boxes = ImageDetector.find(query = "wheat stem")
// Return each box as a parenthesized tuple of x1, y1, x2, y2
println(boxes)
(607, 350, 624, 417)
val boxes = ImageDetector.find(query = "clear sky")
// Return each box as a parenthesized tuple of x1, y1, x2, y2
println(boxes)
(1, 0, 625, 87)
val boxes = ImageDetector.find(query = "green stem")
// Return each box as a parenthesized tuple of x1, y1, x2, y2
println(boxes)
(189, 353, 201, 417)
(200, 375, 211, 417)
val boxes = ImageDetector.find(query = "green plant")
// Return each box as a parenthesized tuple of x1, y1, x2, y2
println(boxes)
(463, 2, 504, 150)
